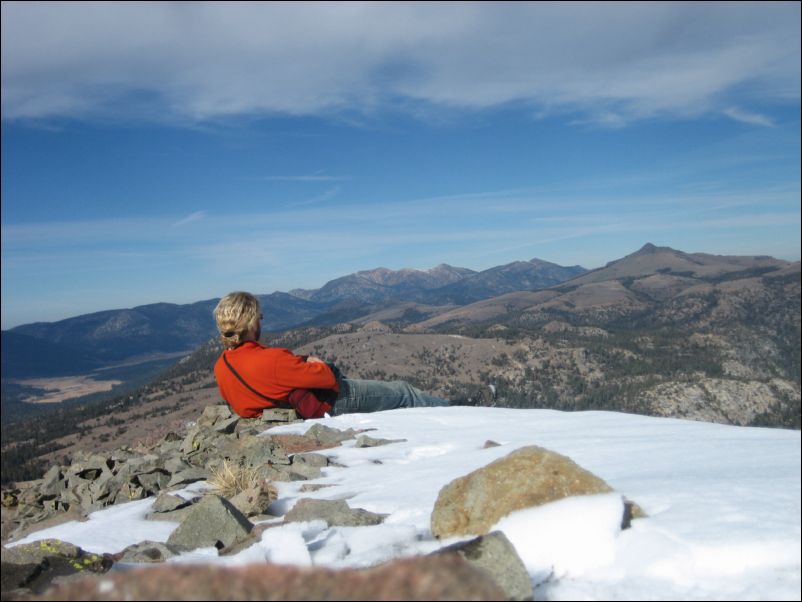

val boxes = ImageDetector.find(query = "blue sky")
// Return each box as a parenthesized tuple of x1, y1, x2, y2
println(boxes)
(1, 2, 800, 329)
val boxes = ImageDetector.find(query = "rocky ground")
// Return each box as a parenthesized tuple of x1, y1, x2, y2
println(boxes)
(1, 403, 641, 601)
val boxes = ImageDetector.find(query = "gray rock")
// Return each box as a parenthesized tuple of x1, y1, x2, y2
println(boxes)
(166, 467, 209, 488)
(62, 480, 95, 512)
(260, 408, 297, 423)
(198, 405, 233, 428)
(180, 426, 203, 455)
(114, 482, 145, 504)
(110, 448, 137, 463)
(125, 455, 161, 475)
(39, 466, 66, 499)
(299, 484, 335, 493)
(68, 454, 113, 480)
(435, 531, 534, 601)
(287, 453, 330, 480)
(228, 482, 279, 517)
(284, 498, 386, 527)
(305, 424, 358, 447)
(292, 453, 330, 468)
(239, 436, 290, 468)
(89, 471, 115, 502)
(135, 470, 170, 495)
(166, 495, 253, 550)
(257, 464, 296, 482)
(354, 435, 408, 448)
(213, 416, 240, 434)
(151, 492, 192, 513)
(163, 456, 191, 475)
(234, 418, 264, 437)
(115, 541, 188, 564)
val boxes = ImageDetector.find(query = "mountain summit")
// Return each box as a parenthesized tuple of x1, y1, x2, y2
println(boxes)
(576, 243, 787, 285)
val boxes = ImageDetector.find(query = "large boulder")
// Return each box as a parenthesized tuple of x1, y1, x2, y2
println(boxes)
(431, 445, 618, 538)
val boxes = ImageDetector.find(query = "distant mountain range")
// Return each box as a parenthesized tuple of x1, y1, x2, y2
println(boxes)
(2, 244, 798, 482)
(412, 243, 796, 330)
(292, 243, 799, 427)
(1, 257, 586, 380)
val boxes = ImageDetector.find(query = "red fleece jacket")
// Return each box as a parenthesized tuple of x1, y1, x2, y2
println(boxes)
(214, 341, 339, 418)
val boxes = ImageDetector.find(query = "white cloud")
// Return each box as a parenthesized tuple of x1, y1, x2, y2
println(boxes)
(1, 2, 798, 124)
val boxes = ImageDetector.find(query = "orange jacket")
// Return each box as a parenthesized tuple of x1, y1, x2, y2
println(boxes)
(214, 341, 339, 418)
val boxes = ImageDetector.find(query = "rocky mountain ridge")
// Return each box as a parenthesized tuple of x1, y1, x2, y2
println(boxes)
(290, 263, 479, 302)
(2, 258, 585, 383)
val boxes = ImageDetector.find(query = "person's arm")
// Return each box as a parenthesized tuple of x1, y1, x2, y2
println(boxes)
(273, 349, 339, 391)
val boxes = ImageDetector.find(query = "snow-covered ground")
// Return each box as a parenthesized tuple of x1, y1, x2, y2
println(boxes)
(7, 407, 801, 601)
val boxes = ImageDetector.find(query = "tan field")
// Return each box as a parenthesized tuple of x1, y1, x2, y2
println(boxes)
(13, 376, 123, 404)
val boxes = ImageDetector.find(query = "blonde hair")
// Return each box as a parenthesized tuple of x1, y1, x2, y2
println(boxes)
(214, 291, 261, 349)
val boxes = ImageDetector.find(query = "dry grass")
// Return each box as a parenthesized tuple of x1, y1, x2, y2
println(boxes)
(206, 460, 263, 498)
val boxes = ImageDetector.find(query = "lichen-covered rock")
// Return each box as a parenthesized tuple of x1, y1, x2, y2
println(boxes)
(1, 539, 113, 598)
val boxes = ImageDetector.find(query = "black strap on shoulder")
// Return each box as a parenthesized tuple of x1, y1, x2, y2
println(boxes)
(223, 352, 283, 405)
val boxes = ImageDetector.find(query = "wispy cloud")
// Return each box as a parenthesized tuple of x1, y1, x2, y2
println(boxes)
(2, 3, 798, 125)
(173, 210, 208, 227)
(252, 175, 350, 182)
(723, 107, 774, 127)
(288, 187, 341, 208)
(5, 185, 797, 271)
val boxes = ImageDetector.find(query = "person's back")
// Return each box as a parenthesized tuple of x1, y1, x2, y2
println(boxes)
(214, 340, 338, 418)
(212, 291, 449, 419)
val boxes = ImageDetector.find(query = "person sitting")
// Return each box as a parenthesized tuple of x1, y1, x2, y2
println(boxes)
(213, 291, 449, 419)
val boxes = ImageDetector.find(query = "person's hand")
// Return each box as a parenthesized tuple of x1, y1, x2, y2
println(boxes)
(306, 356, 325, 364)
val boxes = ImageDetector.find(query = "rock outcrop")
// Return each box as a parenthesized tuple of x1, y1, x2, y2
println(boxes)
(2, 404, 647, 601)
(1, 407, 313, 544)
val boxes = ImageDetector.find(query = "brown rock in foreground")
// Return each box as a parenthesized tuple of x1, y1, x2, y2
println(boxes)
(431, 445, 615, 538)
(24, 554, 506, 601)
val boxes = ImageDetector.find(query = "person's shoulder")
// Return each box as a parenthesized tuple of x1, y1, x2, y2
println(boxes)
(240, 342, 295, 357)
